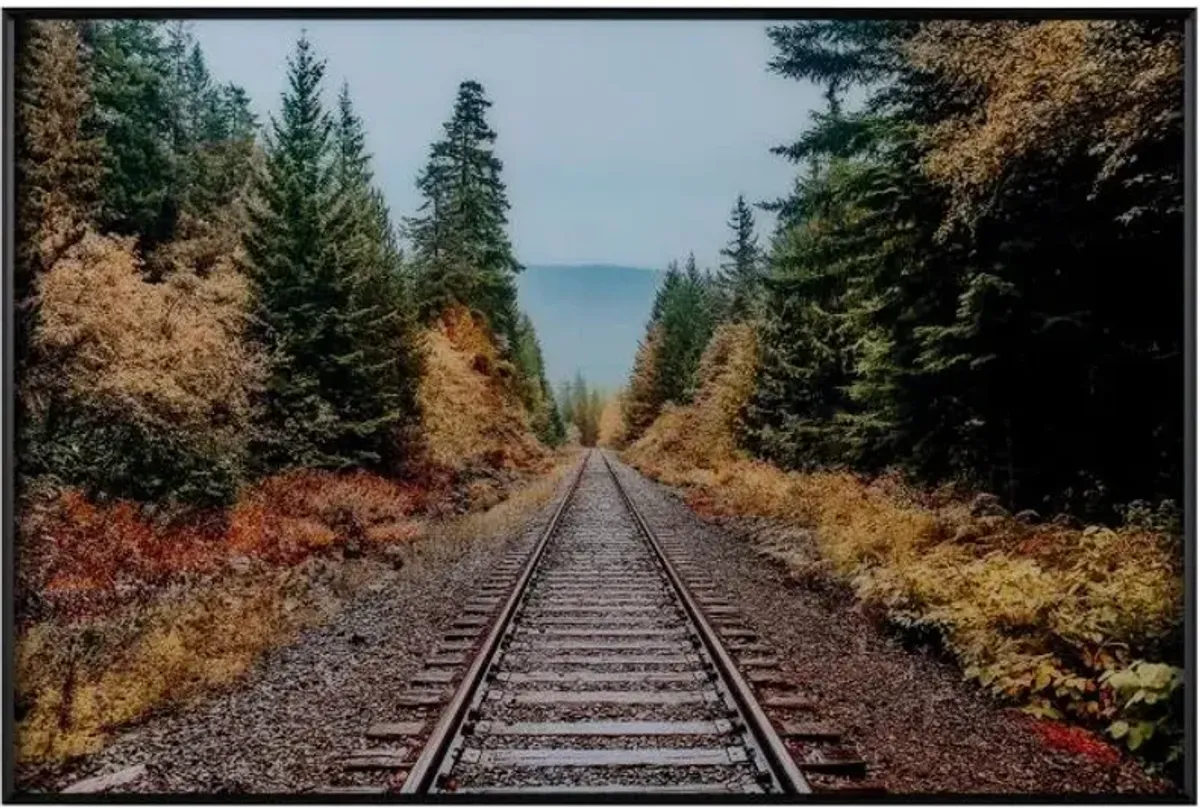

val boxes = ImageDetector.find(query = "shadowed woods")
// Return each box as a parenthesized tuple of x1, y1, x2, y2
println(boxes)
(602, 18, 1185, 784)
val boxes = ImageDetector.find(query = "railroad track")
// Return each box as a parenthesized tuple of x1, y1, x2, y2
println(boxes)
(320, 449, 872, 796)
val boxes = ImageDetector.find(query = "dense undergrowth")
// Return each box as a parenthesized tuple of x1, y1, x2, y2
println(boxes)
(16, 288, 563, 768)
(15, 450, 575, 767)
(620, 323, 1184, 775)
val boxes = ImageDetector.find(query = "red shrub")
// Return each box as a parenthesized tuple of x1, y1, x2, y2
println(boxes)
(1028, 718, 1122, 766)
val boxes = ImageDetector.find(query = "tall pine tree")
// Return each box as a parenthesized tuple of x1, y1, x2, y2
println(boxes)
(716, 194, 763, 321)
(408, 80, 522, 346)
(84, 20, 176, 246)
(330, 81, 425, 470)
(243, 35, 419, 472)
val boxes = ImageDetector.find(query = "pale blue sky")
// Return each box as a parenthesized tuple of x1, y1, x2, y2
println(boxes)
(193, 19, 819, 270)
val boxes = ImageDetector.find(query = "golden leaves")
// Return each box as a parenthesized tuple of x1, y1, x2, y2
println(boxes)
(909, 20, 1183, 227)
(417, 305, 547, 471)
(31, 232, 264, 440)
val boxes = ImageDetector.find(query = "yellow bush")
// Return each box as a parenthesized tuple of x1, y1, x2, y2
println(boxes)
(15, 576, 319, 763)
(626, 322, 758, 477)
(31, 232, 263, 441)
(597, 391, 628, 448)
(417, 306, 547, 472)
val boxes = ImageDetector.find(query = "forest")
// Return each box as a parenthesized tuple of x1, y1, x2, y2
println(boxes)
(9, 14, 1187, 786)
(623, 19, 1183, 521)
(15, 21, 574, 510)
(613, 19, 1185, 773)
(12, 20, 602, 766)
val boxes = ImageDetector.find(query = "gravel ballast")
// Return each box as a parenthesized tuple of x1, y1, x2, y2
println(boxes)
(606, 453, 1173, 796)
(19, 467, 577, 796)
(443, 452, 765, 794)
(22, 453, 1175, 796)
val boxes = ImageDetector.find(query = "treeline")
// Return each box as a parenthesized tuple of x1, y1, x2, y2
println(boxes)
(626, 19, 1183, 519)
(15, 21, 563, 509)
(558, 373, 606, 447)
(624, 197, 762, 441)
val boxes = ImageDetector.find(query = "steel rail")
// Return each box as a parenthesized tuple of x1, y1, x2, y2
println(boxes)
(399, 453, 589, 793)
(599, 450, 813, 796)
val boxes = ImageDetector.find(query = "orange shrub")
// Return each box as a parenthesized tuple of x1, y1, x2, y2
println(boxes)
(228, 470, 423, 564)
(19, 469, 428, 617)
(418, 306, 547, 472)
(18, 491, 226, 618)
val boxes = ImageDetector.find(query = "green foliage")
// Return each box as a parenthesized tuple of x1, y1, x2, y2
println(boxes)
(1103, 662, 1183, 764)
(655, 256, 719, 404)
(242, 36, 421, 475)
(513, 314, 566, 447)
(23, 401, 243, 507)
(743, 19, 1183, 519)
(84, 20, 176, 245)
(623, 254, 720, 441)
(82, 20, 257, 252)
(407, 79, 523, 347)
(560, 372, 604, 447)
(715, 194, 763, 322)
(162, 22, 257, 226)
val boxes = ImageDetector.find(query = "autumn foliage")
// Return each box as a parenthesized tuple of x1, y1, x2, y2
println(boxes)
(626, 312, 1183, 768)
(911, 20, 1184, 227)
(418, 305, 548, 472)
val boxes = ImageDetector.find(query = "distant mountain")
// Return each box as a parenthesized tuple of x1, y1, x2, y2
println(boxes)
(517, 264, 662, 392)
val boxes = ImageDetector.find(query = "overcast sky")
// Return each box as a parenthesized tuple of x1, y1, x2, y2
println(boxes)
(193, 19, 819, 270)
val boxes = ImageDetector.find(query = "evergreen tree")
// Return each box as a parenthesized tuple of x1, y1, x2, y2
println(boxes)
(561, 371, 603, 447)
(557, 379, 574, 436)
(716, 194, 763, 321)
(162, 24, 257, 225)
(243, 35, 419, 472)
(743, 169, 861, 469)
(656, 253, 717, 405)
(623, 254, 717, 440)
(408, 80, 522, 346)
(15, 19, 103, 314)
(624, 324, 665, 441)
(512, 313, 565, 446)
(85, 20, 177, 246)
(330, 81, 425, 470)
(741, 18, 1184, 514)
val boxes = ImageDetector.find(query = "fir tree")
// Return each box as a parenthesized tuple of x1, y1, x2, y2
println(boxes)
(85, 20, 177, 246)
(624, 324, 665, 441)
(655, 254, 717, 405)
(244, 35, 419, 471)
(741, 18, 1184, 513)
(330, 82, 425, 470)
(162, 23, 257, 224)
(408, 80, 522, 346)
(513, 313, 565, 446)
(716, 194, 763, 321)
